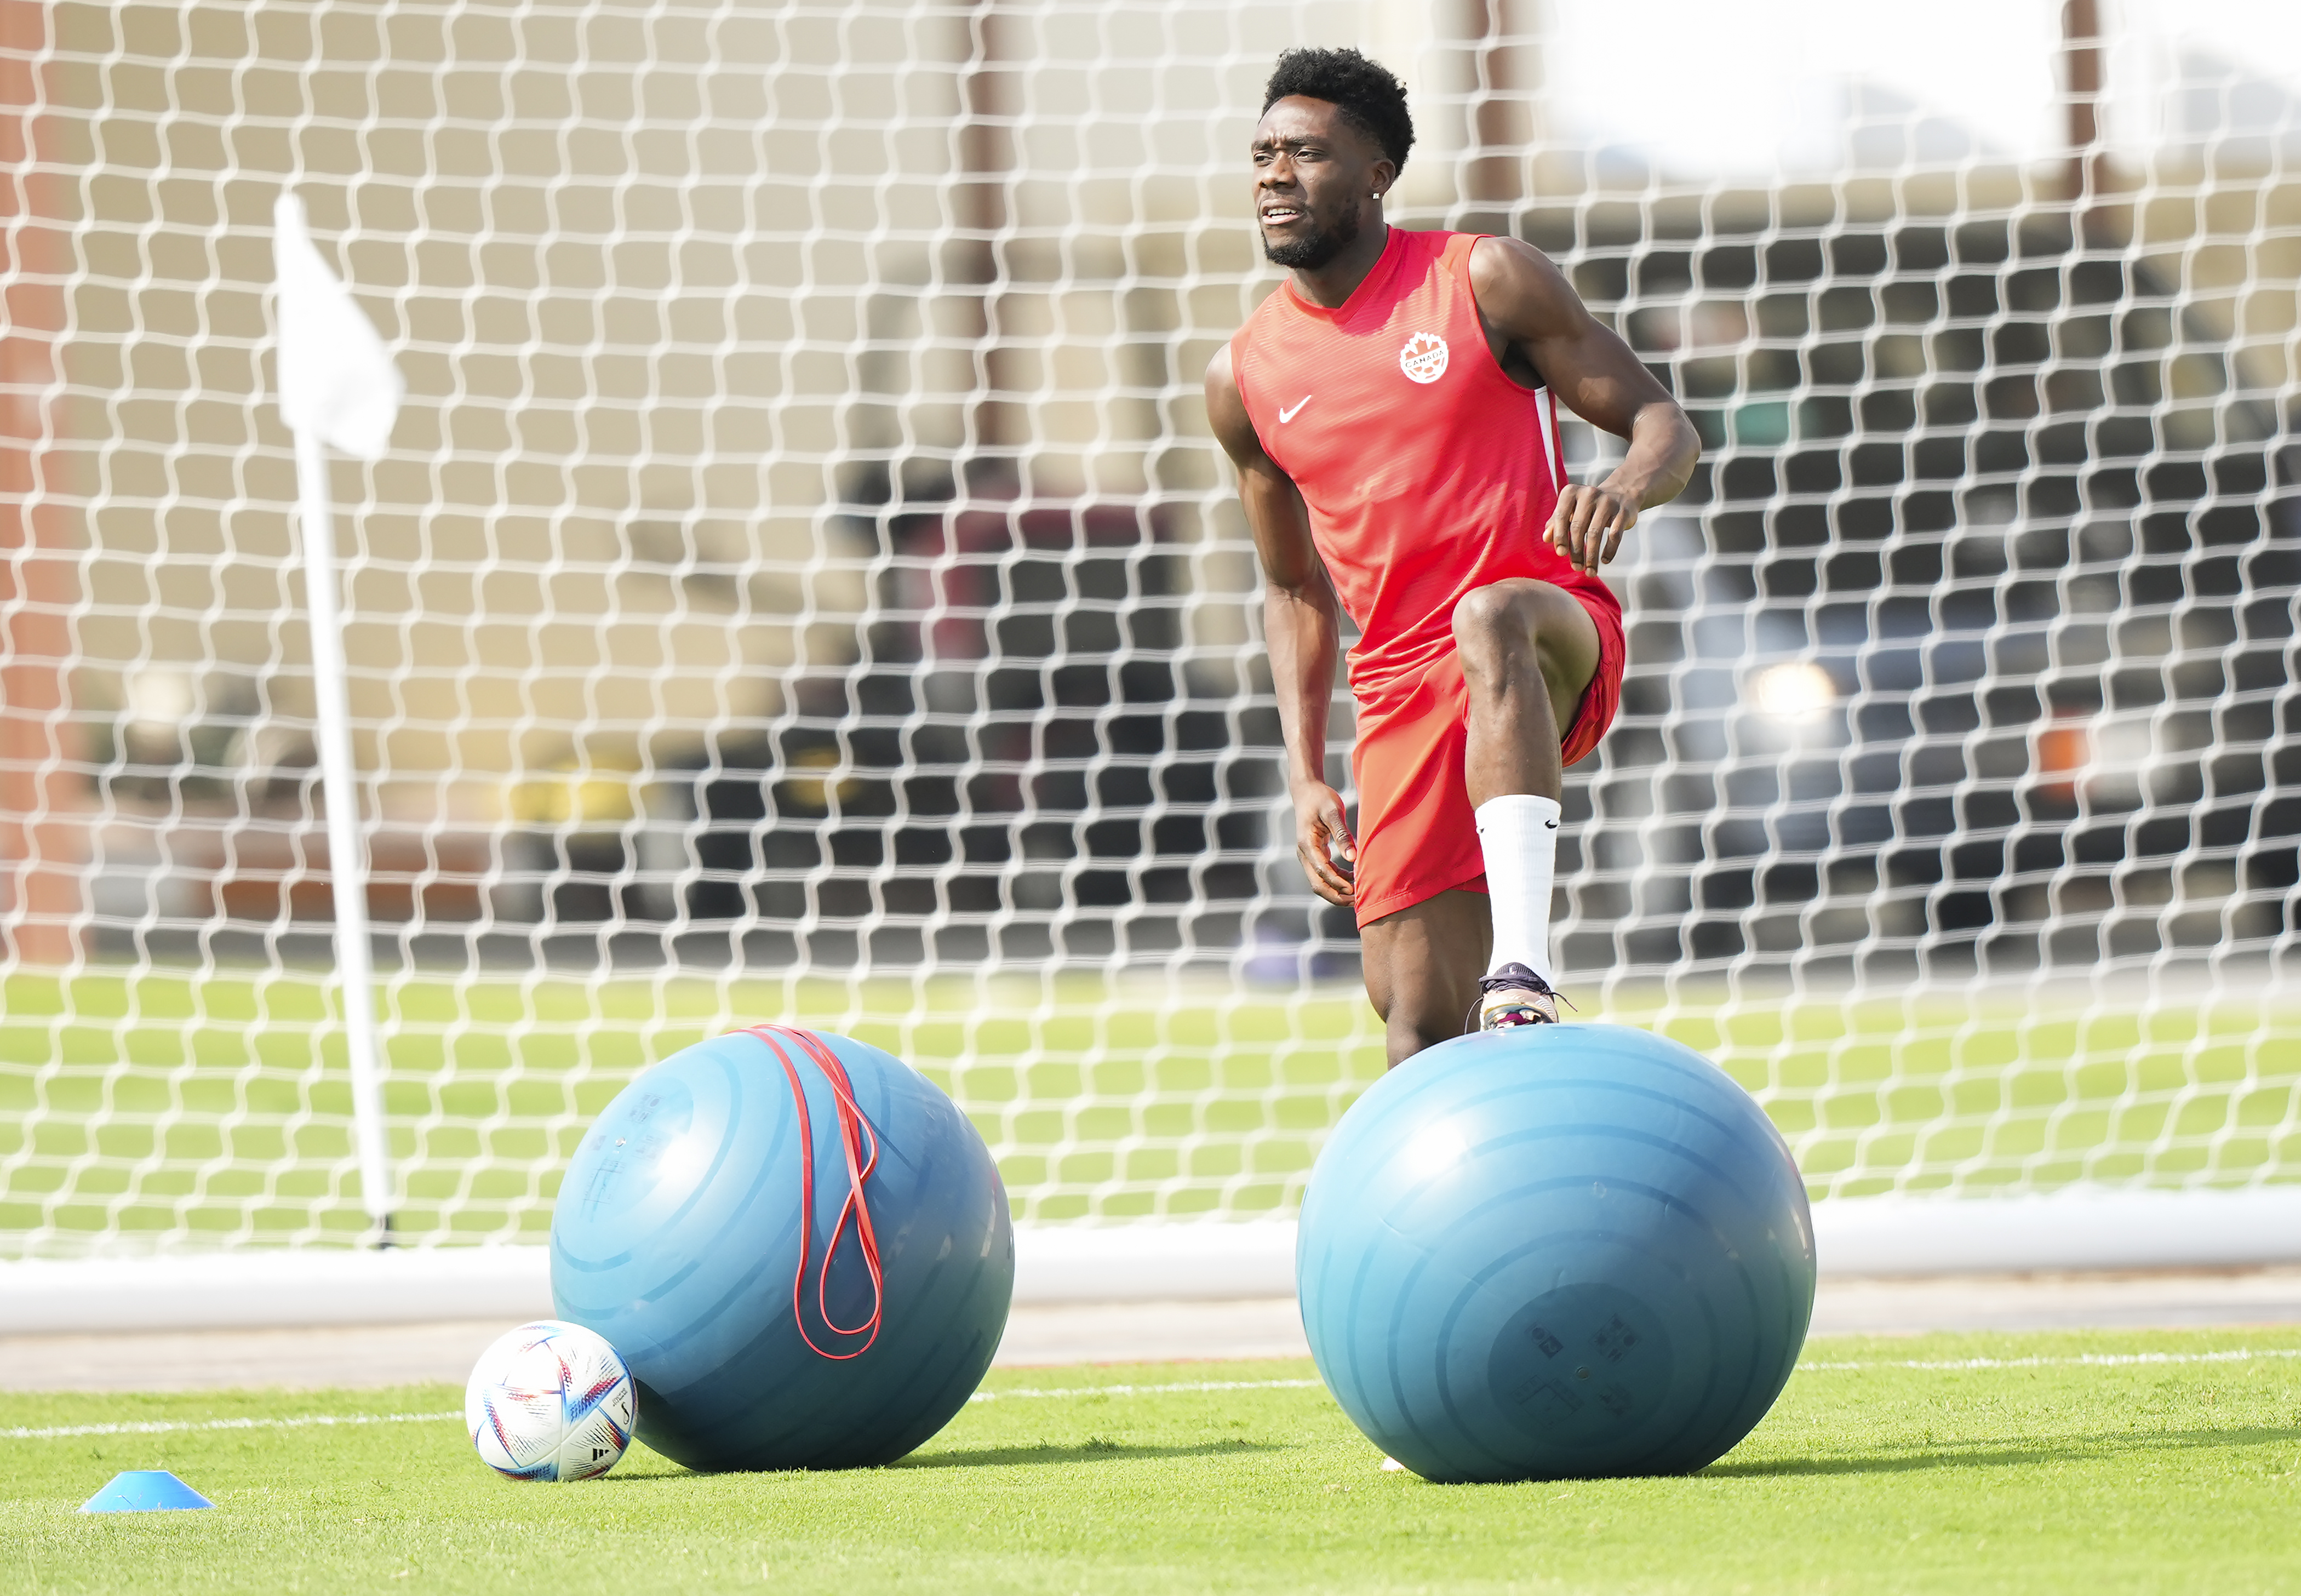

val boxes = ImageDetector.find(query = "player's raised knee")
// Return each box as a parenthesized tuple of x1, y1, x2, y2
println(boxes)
(1449, 583, 1539, 656)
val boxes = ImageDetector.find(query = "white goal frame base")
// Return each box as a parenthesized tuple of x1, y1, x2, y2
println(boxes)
(7, 1192, 2301, 1337)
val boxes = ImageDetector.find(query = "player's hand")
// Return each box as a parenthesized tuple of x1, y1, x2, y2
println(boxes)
(1547, 482, 1638, 574)
(1292, 783, 1356, 907)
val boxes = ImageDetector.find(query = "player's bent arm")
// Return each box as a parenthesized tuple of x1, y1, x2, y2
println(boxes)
(1205, 346, 1356, 907)
(1468, 236, 1702, 575)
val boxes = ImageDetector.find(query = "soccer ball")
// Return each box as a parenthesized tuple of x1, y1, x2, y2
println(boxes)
(464, 1320, 637, 1481)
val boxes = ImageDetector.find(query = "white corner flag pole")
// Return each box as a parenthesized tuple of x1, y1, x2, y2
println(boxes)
(273, 193, 405, 1240)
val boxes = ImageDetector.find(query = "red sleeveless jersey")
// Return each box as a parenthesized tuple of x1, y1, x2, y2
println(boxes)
(1228, 227, 1619, 711)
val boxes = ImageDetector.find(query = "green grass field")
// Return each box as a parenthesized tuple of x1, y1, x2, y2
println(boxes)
(7, 969, 2298, 1252)
(10, 1330, 2301, 1594)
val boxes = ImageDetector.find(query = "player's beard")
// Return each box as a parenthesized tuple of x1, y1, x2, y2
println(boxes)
(1261, 203, 1360, 270)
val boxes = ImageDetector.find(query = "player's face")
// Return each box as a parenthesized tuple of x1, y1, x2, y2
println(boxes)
(1251, 98, 1391, 270)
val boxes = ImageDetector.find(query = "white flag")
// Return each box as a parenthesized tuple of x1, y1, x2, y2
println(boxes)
(273, 193, 403, 461)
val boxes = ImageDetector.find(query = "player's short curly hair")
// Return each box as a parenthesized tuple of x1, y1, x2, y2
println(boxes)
(1262, 48, 1415, 173)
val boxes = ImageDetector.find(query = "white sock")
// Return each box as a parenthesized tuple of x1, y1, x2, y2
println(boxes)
(1476, 794, 1562, 985)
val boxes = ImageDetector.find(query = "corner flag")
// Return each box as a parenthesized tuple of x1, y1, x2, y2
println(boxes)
(273, 193, 402, 459)
(271, 191, 403, 1237)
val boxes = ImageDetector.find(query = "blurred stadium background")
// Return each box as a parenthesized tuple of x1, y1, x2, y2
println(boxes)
(0, 0, 2295, 1280)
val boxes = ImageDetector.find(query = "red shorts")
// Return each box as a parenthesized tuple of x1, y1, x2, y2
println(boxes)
(1347, 588, 1625, 928)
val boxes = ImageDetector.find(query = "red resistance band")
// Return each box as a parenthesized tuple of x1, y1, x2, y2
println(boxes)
(743, 1025, 884, 1360)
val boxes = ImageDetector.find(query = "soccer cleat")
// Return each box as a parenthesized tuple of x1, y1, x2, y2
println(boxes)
(1469, 962, 1565, 1033)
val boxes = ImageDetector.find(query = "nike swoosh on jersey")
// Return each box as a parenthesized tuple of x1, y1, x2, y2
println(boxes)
(1278, 396, 1310, 423)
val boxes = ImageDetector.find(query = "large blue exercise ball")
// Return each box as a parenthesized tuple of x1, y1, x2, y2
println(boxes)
(551, 1026, 1014, 1472)
(1297, 1024, 1814, 1484)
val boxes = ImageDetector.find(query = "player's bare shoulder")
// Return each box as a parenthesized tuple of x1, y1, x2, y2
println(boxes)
(1463, 234, 1592, 344)
(1203, 342, 1263, 467)
(1204, 339, 1238, 407)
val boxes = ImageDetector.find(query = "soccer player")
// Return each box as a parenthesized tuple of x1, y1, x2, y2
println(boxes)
(1207, 49, 1700, 1067)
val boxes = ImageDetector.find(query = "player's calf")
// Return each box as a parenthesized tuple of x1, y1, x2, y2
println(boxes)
(1448, 583, 1602, 1045)
(1361, 892, 1493, 1067)
(1380, 979, 1475, 1066)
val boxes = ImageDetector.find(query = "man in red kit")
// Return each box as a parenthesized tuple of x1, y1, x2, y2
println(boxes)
(1207, 48, 1700, 1067)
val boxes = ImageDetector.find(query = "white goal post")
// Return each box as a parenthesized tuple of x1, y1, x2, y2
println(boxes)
(0, 1, 2296, 1278)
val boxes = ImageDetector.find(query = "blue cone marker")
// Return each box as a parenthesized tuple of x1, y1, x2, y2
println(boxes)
(79, 1470, 215, 1513)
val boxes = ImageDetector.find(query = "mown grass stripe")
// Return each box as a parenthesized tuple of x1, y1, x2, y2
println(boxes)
(12, 1349, 2299, 1444)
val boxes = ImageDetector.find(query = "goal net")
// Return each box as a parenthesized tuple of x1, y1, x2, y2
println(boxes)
(1, 0, 2295, 1257)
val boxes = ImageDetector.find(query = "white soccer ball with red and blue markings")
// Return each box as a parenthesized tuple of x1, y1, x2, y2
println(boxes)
(465, 1319, 637, 1482)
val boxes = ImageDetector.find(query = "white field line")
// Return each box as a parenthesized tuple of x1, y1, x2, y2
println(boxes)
(0, 1380, 1327, 1443)
(1799, 1347, 2301, 1373)
(967, 1378, 1326, 1403)
(9, 1351, 2300, 1443)
(974, 1353, 2301, 1388)
(0, 1381, 1328, 1442)
(4, 1409, 462, 1441)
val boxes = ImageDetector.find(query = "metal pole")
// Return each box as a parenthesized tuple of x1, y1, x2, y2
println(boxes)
(0, 0, 89, 967)
(292, 425, 394, 1239)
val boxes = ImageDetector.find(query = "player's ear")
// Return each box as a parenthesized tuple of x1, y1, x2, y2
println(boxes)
(1369, 158, 1397, 201)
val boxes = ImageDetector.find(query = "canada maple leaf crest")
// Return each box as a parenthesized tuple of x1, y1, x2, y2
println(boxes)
(1399, 330, 1450, 384)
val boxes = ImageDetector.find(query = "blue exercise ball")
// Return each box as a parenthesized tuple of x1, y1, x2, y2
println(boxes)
(1297, 1024, 1814, 1483)
(551, 1026, 1014, 1472)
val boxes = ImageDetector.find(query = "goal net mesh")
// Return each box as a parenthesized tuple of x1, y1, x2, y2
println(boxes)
(1, 0, 2294, 1255)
